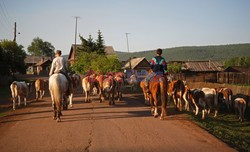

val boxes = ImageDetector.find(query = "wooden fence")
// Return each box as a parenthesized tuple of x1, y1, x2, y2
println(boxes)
(173, 72, 250, 85)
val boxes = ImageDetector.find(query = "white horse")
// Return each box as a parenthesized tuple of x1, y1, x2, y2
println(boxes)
(49, 73, 68, 122)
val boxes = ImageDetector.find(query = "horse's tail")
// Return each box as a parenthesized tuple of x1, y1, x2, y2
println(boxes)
(10, 81, 17, 100)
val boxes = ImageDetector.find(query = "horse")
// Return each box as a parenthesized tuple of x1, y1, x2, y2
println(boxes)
(217, 87, 233, 112)
(127, 74, 138, 91)
(140, 78, 150, 105)
(82, 75, 97, 103)
(96, 74, 105, 102)
(35, 79, 45, 101)
(49, 73, 69, 122)
(147, 72, 168, 120)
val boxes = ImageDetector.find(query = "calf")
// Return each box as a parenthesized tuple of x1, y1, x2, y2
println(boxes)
(234, 98, 247, 122)
(10, 81, 29, 110)
(35, 79, 45, 101)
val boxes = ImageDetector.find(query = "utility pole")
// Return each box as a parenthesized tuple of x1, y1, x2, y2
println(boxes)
(13, 22, 16, 42)
(125, 33, 132, 73)
(73, 16, 80, 63)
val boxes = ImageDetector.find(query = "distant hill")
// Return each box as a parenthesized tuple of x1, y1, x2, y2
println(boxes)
(116, 43, 250, 62)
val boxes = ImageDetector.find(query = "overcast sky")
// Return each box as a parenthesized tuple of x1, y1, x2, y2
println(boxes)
(0, 0, 250, 55)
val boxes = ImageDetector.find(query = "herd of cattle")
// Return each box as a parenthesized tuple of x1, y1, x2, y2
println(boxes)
(9, 72, 247, 122)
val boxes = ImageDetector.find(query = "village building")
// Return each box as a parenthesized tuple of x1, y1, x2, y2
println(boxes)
(122, 57, 151, 81)
(24, 56, 51, 75)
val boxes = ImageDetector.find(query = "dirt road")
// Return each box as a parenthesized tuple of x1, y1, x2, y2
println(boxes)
(0, 91, 236, 152)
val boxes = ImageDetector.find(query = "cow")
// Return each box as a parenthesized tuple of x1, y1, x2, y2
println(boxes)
(82, 75, 97, 103)
(217, 87, 233, 112)
(68, 73, 81, 107)
(234, 98, 247, 122)
(35, 79, 46, 101)
(140, 78, 150, 105)
(201, 88, 219, 117)
(103, 74, 116, 105)
(115, 72, 124, 102)
(167, 80, 188, 111)
(96, 74, 105, 102)
(188, 88, 207, 119)
(10, 81, 29, 110)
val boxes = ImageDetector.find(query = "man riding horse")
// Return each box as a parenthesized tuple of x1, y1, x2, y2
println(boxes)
(49, 50, 72, 95)
(145, 48, 168, 94)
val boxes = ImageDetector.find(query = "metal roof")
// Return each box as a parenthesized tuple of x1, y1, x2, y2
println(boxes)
(184, 61, 223, 72)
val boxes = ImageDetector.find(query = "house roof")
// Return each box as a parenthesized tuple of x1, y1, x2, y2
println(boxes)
(123, 57, 149, 69)
(224, 66, 250, 73)
(36, 59, 52, 66)
(25, 56, 51, 64)
(183, 61, 223, 72)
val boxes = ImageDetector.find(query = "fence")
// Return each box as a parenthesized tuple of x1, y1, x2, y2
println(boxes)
(173, 72, 250, 85)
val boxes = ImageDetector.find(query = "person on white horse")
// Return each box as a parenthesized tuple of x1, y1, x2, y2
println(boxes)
(49, 50, 71, 95)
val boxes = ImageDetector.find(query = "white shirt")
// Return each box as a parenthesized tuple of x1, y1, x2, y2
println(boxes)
(49, 56, 68, 75)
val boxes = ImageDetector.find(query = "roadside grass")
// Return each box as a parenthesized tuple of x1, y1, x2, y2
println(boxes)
(187, 109, 250, 152)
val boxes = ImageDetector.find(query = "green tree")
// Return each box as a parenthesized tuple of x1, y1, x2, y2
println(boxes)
(96, 30, 105, 55)
(0, 40, 26, 75)
(168, 62, 182, 73)
(27, 37, 55, 58)
(224, 57, 250, 68)
(78, 30, 105, 55)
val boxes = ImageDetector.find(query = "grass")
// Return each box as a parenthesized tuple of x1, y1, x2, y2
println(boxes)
(187, 109, 250, 152)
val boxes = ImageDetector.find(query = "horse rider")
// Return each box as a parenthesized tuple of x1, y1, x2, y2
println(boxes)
(49, 50, 72, 95)
(145, 48, 168, 93)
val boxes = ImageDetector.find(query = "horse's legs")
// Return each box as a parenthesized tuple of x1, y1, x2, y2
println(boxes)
(56, 102, 61, 122)
(24, 97, 27, 106)
(18, 95, 21, 106)
(53, 103, 57, 120)
(13, 98, 16, 110)
(152, 92, 158, 118)
(183, 92, 189, 111)
(36, 91, 38, 101)
(69, 93, 73, 107)
(112, 90, 115, 105)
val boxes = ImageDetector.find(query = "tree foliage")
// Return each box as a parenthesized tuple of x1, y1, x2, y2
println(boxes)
(27, 37, 55, 58)
(0, 40, 26, 75)
(71, 52, 122, 74)
(224, 56, 250, 68)
(78, 30, 105, 54)
(167, 62, 182, 73)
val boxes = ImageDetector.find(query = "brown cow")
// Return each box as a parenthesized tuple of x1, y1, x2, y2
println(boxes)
(115, 72, 124, 102)
(140, 78, 150, 105)
(234, 98, 247, 122)
(217, 87, 233, 111)
(103, 74, 116, 105)
(68, 73, 81, 107)
(167, 80, 188, 111)
(96, 74, 105, 102)
(35, 79, 45, 101)
(148, 74, 167, 120)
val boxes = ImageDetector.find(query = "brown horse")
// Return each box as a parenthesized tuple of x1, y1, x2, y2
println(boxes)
(96, 74, 105, 102)
(103, 75, 116, 105)
(114, 72, 124, 102)
(217, 87, 233, 111)
(148, 72, 168, 120)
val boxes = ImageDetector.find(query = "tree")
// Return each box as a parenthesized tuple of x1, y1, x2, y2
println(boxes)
(27, 37, 55, 58)
(168, 62, 182, 73)
(224, 57, 250, 68)
(78, 30, 105, 55)
(96, 30, 105, 55)
(0, 40, 26, 75)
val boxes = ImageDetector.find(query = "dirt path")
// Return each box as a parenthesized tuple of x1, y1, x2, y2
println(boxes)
(0, 91, 236, 152)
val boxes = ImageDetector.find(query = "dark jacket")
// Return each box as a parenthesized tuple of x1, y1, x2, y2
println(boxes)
(150, 56, 167, 74)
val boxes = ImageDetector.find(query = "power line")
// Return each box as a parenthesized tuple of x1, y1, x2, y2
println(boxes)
(0, 2, 11, 26)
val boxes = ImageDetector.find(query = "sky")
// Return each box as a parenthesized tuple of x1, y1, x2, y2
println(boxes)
(0, 0, 250, 55)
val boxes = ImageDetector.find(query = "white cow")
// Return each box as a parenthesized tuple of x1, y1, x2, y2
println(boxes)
(201, 88, 219, 117)
(10, 81, 29, 110)
(234, 98, 247, 122)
